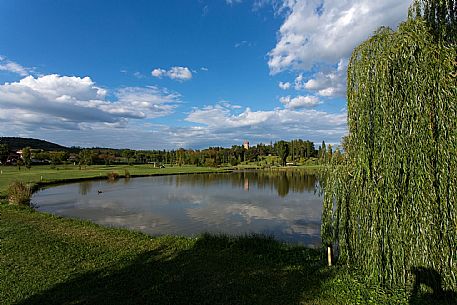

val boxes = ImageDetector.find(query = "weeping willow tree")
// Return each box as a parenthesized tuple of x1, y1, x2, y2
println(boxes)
(322, 0, 457, 290)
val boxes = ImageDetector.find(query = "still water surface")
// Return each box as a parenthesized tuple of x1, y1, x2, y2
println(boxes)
(32, 171, 322, 247)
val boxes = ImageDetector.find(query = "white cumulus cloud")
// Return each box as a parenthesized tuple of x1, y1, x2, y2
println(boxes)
(294, 58, 347, 97)
(279, 95, 321, 109)
(168, 66, 192, 80)
(151, 66, 193, 81)
(151, 68, 166, 77)
(182, 102, 347, 147)
(268, 0, 412, 73)
(0, 74, 180, 131)
(278, 81, 291, 90)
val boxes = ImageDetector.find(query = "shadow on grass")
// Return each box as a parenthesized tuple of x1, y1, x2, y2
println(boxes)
(19, 234, 329, 305)
(408, 267, 457, 305)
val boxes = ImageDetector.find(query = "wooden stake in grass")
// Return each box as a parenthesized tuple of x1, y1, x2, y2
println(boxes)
(327, 245, 333, 267)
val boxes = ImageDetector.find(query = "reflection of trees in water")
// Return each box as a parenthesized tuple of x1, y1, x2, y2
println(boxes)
(171, 171, 317, 197)
(276, 175, 289, 197)
(79, 181, 93, 195)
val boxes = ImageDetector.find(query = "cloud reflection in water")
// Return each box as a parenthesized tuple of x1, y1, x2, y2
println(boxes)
(33, 171, 322, 247)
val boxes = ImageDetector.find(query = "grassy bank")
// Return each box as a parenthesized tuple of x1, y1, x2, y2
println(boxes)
(1, 204, 417, 305)
(0, 164, 227, 199)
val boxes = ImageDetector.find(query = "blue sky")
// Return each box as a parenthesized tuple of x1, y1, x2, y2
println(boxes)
(0, 0, 411, 149)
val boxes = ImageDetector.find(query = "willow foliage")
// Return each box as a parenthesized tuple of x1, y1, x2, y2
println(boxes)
(322, 9, 457, 290)
(409, 0, 457, 43)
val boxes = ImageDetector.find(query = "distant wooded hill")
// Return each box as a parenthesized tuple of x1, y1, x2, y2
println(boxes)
(0, 137, 69, 151)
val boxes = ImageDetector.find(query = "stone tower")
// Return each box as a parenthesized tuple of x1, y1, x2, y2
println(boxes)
(243, 140, 249, 150)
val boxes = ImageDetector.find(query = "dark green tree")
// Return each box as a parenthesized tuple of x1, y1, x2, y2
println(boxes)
(121, 149, 135, 165)
(305, 141, 315, 158)
(78, 149, 93, 169)
(319, 141, 326, 162)
(22, 147, 31, 169)
(276, 141, 289, 166)
(0, 143, 9, 164)
(16, 158, 23, 171)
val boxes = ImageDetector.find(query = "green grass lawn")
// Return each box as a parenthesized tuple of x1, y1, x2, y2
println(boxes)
(0, 164, 227, 198)
(0, 204, 418, 305)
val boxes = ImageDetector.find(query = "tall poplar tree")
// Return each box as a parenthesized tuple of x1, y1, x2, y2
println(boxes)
(276, 141, 289, 166)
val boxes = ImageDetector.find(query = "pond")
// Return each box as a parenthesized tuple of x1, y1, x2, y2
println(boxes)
(32, 170, 323, 247)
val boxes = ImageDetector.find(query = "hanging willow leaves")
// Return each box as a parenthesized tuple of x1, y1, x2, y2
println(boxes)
(321, 1, 457, 291)
(409, 0, 457, 43)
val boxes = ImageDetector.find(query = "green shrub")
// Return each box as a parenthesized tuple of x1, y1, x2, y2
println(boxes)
(8, 181, 32, 205)
(106, 172, 119, 181)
